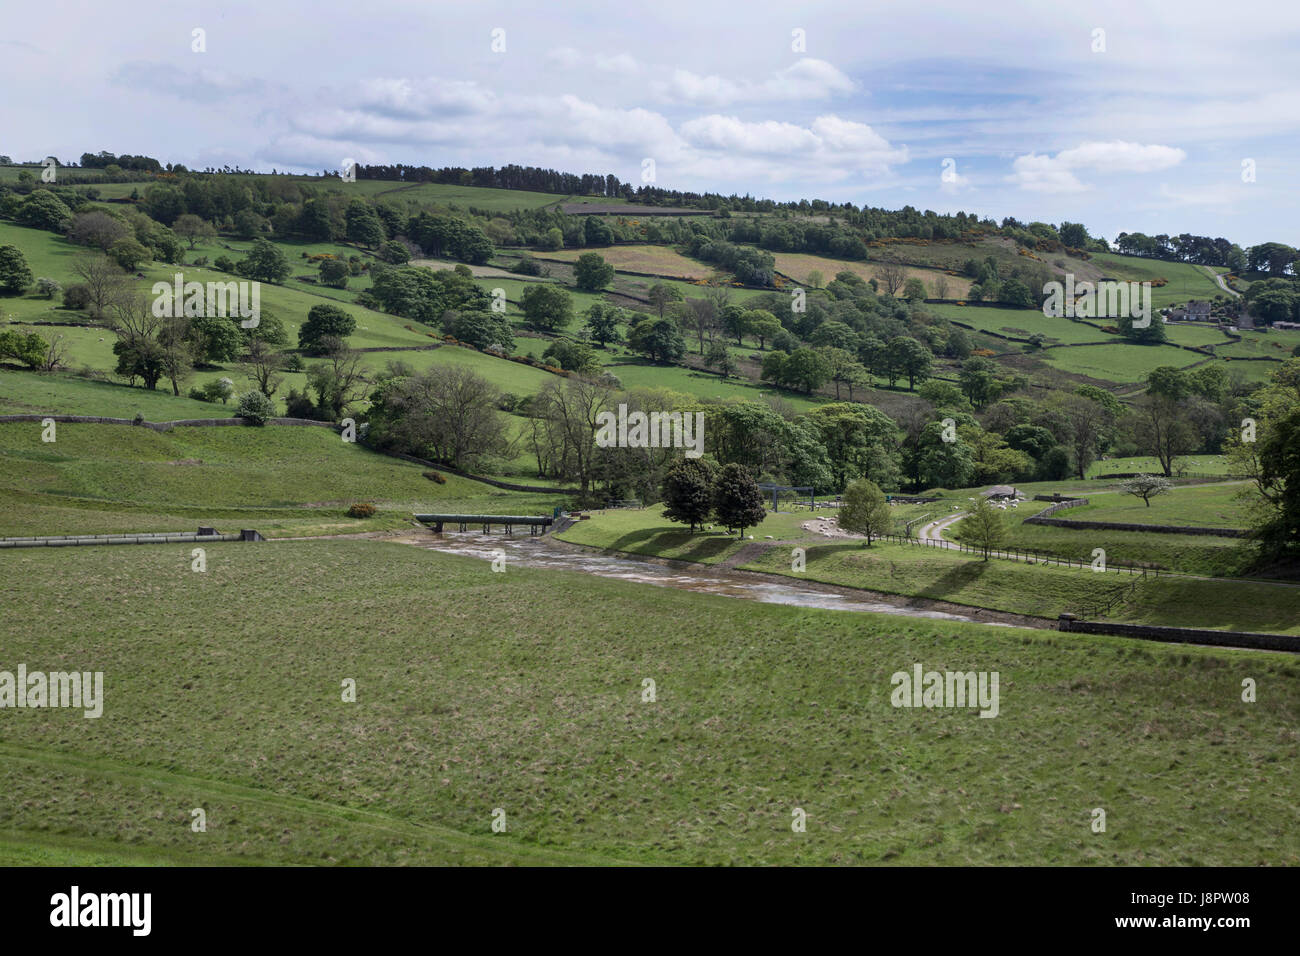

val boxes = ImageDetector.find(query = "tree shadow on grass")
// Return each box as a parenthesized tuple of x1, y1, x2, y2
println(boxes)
(911, 559, 996, 604)
(606, 526, 737, 563)
(812, 540, 1000, 606)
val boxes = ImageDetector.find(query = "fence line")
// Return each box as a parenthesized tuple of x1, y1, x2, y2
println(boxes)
(867, 531, 1161, 578)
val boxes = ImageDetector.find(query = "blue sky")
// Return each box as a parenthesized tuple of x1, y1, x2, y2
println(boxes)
(3, 0, 1298, 247)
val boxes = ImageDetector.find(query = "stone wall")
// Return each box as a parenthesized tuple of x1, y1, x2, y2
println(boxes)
(1057, 615, 1296, 653)
(0, 531, 248, 549)
(1028, 515, 1247, 538)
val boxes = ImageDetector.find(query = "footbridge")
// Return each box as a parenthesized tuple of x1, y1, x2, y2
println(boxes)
(414, 513, 554, 535)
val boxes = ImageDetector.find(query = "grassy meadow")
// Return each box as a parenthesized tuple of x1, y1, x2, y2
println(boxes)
(0, 422, 568, 538)
(1, 537, 1296, 866)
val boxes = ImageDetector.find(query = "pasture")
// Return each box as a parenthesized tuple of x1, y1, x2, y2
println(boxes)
(1089, 253, 1227, 308)
(926, 303, 1109, 345)
(1039, 343, 1205, 381)
(0, 421, 563, 538)
(1, 537, 1296, 865)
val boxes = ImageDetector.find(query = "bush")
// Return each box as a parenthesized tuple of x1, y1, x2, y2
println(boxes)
(422, 470, 447, 484)
(319, 258, 350, 288)
(236, 390, 276, 425)
(62, 283, 92, 310)
(347, 502, 377, 518)
(213, 255, 235, 272)
(511, 255, 542, 276)
(283, 387, 319, 419)
(108, 237, 150, 272)
(202, 378, 234, 404)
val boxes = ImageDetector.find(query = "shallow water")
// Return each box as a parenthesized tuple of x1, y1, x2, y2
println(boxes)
(412, 531, 1020, 626)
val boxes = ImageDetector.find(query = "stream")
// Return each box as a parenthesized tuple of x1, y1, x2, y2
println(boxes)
(407, 530, 1023, 626)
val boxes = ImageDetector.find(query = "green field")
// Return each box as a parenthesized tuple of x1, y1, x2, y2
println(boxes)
(1089, 253, 1227, 308)
(955, 482, 1255, 577)
(1161, 322, 1233, 349)
(598, 355, 825, 412)
(991, 513, 1251, 578)
(1086, 455, 1232, 478)
(0, 371, 234, 420)
(1039, 343, 1205, 381)
(1056, 482, 1249, 528)
(927, 303, 1110, 345)
(1214, 329, 1300, 358)
(0, 421, 565, 538)
(1, 537, 1296, 866)
(0, 164, 116, 183)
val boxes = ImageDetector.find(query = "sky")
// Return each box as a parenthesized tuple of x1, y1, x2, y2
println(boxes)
(3, 0, 1298, 247)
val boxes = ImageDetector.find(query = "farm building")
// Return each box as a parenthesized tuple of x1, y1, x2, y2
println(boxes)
(1170, 300, 1213, 321)
(982, 485, 1024, 500)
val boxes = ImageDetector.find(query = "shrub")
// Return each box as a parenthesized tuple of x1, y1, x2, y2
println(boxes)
(283, 387, 318, 419)
(213, 255, 235, 272)
(236, 390, 276, 425)
(511, 255, 542, 276)
(202, 378, 234, 404)
(422, 470, 447, 484)
(62, 283, 92, 310)
(347, 502, 377, 518)
(319, 258, 350, 288)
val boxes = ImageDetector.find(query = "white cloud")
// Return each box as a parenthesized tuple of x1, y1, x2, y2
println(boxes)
(680, 113, 907, 177)
(1054, 141, 1186, 173)
(353, 77, 497, 117)
(546, 48, 640, 74)
(1007, 140, 1185, 192)
(1006, 153, 1089, 193)
(657, 58, 856, 105)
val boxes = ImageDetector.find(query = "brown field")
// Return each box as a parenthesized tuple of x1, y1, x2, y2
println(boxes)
(533, 245, 710, 279)
(772, 252, 974, 298)
(409, 259, 529, 280)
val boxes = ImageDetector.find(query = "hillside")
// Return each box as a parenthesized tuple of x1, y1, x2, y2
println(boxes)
(0, 421, 562, 538)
